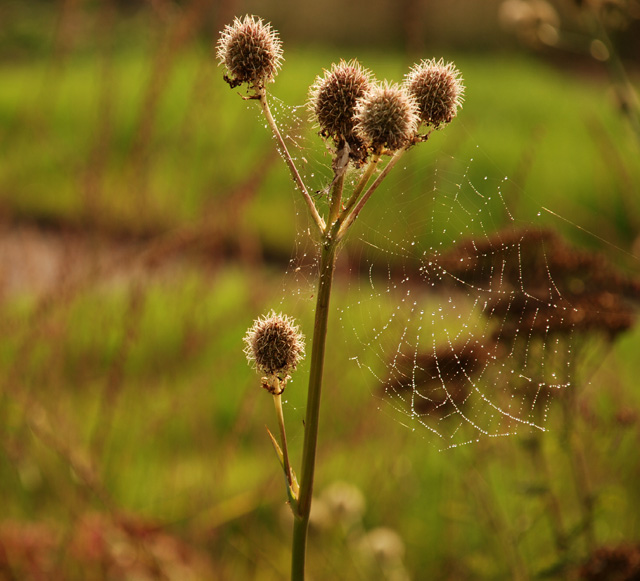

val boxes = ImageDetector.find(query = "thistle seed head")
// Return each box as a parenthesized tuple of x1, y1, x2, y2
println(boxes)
(309, 59, 374, 154)
(243, 311, 305, 383)
(354, 81, 419, 154)
(404, 58, 465, 128)
(216, 15, 283, 89)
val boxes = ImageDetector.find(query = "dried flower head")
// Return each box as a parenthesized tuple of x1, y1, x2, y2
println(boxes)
(309, 59, 373, 156)
(243, 311, 305, 388)
(216, 15, 283, 89)
(579, 543, 640, 580)
(404, 58, 465, 128)
(354, 82, 419, 154)
(389, 341, 491, 416)
(426, 226, 640, 341)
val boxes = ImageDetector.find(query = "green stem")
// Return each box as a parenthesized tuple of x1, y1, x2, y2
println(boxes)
(291, 237, 338, 580)
(337, 147, 407, 239)
(257, 88, 325, 232)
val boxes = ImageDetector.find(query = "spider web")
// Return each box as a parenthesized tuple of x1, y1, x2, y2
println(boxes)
(267, 95, 637, 450)
(338, 153, 579, 448)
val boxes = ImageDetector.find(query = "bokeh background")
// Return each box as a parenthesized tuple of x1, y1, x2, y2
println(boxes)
(1, 1, 639, 579)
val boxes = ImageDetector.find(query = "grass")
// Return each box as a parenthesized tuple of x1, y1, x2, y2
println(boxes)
(2, 44, 638, 249)
(3, 256, 639, 577)
(1, 13, 640, 579)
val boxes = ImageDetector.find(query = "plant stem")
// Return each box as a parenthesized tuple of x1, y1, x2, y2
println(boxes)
(291, 236, 338, 580)
(273, 392, 296, 496)
(290, 149, 406, 578)
(257, 88, 325, 232)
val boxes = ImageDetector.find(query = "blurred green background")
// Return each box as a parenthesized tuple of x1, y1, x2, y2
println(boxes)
(1, 1, 639, 579)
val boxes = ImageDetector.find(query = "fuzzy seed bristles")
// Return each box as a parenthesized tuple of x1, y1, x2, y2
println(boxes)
(243, 311, 305, 381)
(309, 59, 374, 158)
(354, 81, 419, 154)
(216, 15, 284, 89)
(404, 58, 465, 128)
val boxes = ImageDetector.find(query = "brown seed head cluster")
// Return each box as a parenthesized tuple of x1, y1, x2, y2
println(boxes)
(309, 59, 373, 156)
(243, 311, 305, 384)
(579, 543, 640, 580)
(388, 340, 491, 416)
(404, 58, 465, 128)
(423, 227, 640, 341)
(216, 15, 283, 89)
(354, 81, 419, 154)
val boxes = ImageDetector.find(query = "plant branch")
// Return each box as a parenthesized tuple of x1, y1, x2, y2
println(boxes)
(337, 147, 407, 239)
(340, 153, 381, 221)
(257, 88, 325, 232)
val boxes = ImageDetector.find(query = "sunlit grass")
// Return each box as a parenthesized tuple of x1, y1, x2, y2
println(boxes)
(1, 14, 640, 578)
(0, 247, 639, 577)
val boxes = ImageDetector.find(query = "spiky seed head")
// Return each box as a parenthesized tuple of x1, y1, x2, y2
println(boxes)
(309, 59, 374, 149)
(354, 82, 419, 154)
(216, 15, 283, 88)
(404, 58, 465, 128)
(243, 311, 305, 382)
